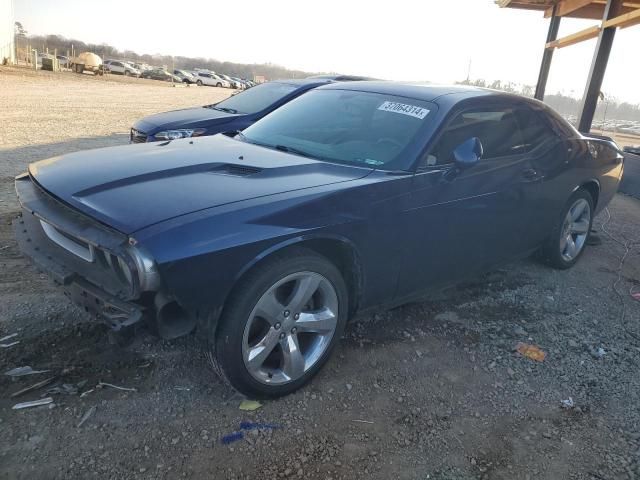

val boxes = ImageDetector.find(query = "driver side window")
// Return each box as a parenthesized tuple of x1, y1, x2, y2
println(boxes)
(428, 107, 527, 166)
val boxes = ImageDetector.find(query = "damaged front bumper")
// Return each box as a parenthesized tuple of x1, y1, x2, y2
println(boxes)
(13, 174, 149, 331)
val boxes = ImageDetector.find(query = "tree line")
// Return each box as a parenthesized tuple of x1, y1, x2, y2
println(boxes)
(14, 27, 320, 81)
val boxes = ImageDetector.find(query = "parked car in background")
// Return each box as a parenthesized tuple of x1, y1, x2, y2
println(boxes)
(130, 78, 335, 142)
(104, 60, 141, 77)
(192, 71, 230, 88)
(173, 69, 197, 84)
(15, 82, 624, 398)
(230, 76, 249, 89)
(219, 73, 241, 89)
(142, 68, 181, 82)
(131, 62, 152, 73)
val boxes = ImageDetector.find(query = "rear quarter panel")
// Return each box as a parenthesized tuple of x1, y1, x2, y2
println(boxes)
(566, 137, 623, 214)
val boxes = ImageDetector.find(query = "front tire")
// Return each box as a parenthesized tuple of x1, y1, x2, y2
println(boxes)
(196, 79, 203, 86)
(211, 248, 348, 398)
(216, 82, 222, 87)
(540, 189, 594, 269)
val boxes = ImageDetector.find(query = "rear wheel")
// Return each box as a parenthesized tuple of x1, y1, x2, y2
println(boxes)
(124, 70, 130, 76)
(540, 189, 593, 269)
(211, 248, 348, 398)
(196, 79, 203, 86)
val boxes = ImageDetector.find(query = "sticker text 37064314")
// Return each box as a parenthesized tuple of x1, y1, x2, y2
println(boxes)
(377, 101, 430, 120)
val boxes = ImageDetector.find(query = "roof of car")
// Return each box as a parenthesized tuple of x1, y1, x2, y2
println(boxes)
(272, 78, 333, 88)
(307, 75, 380, 81)
(318, 81, 495, 102)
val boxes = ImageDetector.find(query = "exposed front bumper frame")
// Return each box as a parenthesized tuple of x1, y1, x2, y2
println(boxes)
(14, 213, 145, 331)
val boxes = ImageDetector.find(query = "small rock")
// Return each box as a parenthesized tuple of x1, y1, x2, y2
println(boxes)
(514, 325, 527, 336)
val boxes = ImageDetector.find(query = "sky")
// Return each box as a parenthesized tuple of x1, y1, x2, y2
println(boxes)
(14, 0, 640, 104)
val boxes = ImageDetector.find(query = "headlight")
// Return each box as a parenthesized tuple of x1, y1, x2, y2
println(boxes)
(154, 128, 206, 140)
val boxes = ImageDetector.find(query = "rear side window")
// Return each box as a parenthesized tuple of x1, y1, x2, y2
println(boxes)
(430, 107, 526, 165)
(514, 107, 559, 152)
(215, 82, 297, 114)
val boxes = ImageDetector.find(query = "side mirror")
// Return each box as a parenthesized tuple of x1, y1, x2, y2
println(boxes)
(453, 137, 483, 170)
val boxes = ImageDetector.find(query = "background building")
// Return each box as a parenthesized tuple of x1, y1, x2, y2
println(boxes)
(0, 0, 15, 64)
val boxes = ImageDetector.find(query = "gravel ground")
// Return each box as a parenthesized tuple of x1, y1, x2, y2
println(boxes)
(1, 67, 640, 480)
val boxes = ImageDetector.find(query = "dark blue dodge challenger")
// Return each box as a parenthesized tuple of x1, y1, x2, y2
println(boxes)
(14, 82, 624, 397)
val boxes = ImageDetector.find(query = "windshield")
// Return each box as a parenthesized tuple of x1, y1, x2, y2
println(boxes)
(241, 89, 434, 168)
(213, 82, 297, 115)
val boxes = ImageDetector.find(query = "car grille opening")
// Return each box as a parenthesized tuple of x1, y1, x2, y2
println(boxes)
(40, 220, 94, 262)
(40, 220, 134, 287)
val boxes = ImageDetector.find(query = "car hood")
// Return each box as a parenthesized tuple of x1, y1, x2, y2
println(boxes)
(132, 106, 239, 134)
(28, 134, 373, 234)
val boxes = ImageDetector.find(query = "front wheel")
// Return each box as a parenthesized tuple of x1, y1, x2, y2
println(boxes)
(196, 79, 203, 86)
(216, 82, 222, 87)
(540, 189, 594, 269)
(211, 248, 348, 398)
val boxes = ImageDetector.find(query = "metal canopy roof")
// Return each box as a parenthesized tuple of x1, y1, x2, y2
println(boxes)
(497, 0, 640, 132)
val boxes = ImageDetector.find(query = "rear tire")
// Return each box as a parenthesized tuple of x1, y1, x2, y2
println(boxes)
(196, 80, 203, 86)
(124, 70, 130, 76)
(540, 189, 594, 269)
(210, 248, 348, 398)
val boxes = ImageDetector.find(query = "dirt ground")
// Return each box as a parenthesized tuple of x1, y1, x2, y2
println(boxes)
(1, 67, 640, 480)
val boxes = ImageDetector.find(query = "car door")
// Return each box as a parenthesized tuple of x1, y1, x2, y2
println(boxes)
(396, 102, 537, 298)
(512, 104, 571, 250)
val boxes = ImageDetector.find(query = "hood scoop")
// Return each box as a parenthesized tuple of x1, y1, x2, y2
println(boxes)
(211, 164, 263, 177)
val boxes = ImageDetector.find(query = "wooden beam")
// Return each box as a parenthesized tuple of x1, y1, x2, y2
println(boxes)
(545, 0, 593, 18)
(497, 0, 552, 10)
(546, 25, 602, 48)
(548, 3, 636, 18)
(602, 6, 640, 27)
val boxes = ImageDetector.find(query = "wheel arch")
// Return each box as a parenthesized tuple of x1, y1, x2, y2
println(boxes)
(200, 234, 364, 340)
(574, 179, 600, 210)
(236, 235, 363, 317)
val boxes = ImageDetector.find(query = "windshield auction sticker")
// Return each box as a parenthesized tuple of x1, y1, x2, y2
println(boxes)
(377, 101, 430, 119)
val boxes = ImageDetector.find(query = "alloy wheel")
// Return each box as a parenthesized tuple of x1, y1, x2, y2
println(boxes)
(559, 198, 591, 261)
(242, 271, 339, 385)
